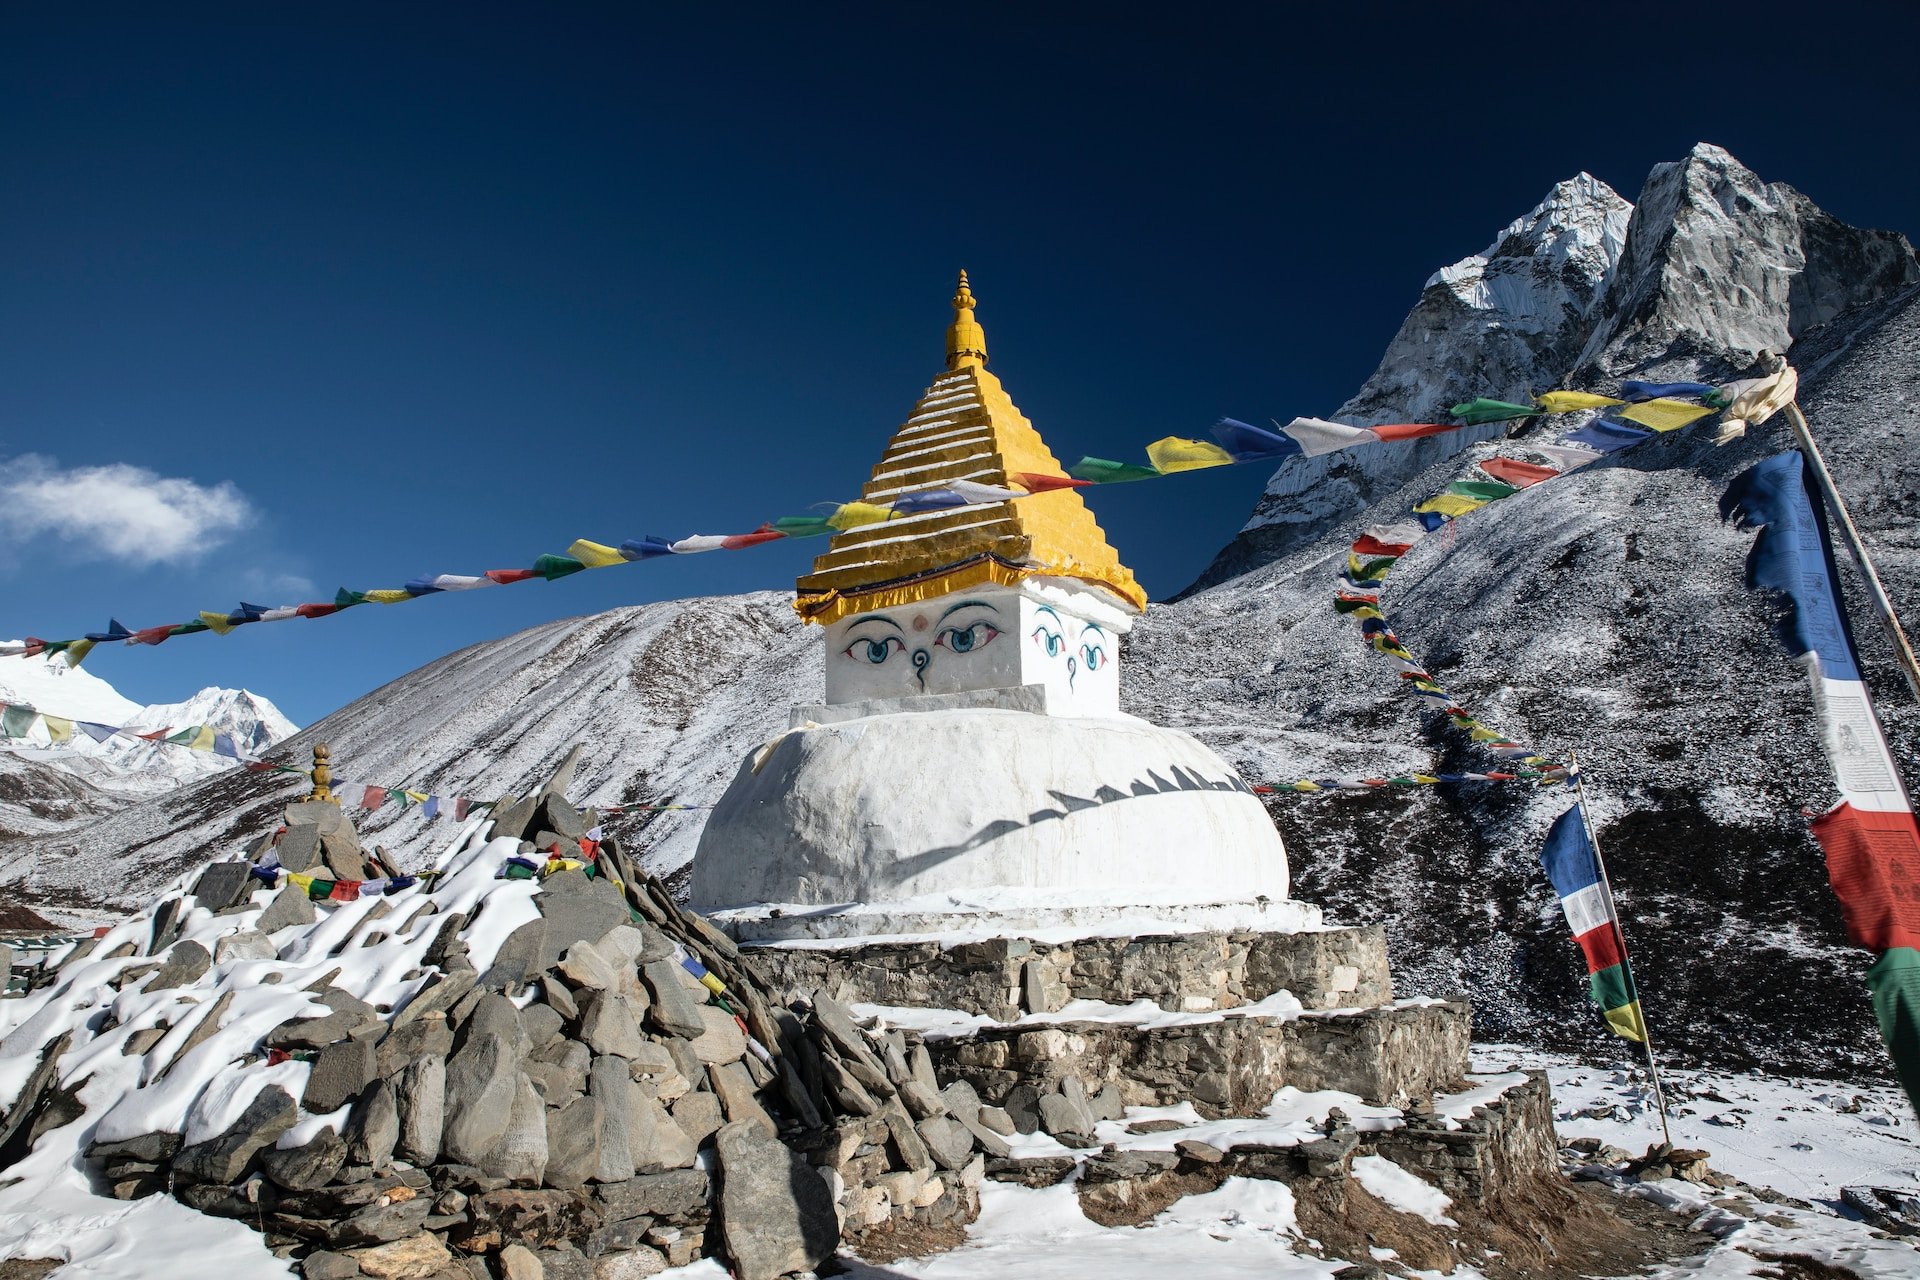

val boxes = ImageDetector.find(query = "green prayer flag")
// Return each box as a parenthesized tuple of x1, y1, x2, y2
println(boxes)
(1445, 480, 1519, 502)
(1068, 457, 1161, 484)
(1450, 398, 1537, 425)
(535, 554, 587, 581)
(170, 621, 211, 636)
(503, 861, 536, 880)
(306, 877, 337, 901)
(772, 515, 835, 538)
(1, 705, 36, 739)
(335, 588, 367, 609)
(1868, 947, 1920, 1116)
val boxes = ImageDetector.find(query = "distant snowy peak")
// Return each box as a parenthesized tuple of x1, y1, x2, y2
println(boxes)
(1424, 172, 1631, 329)
(0, 653, 299, 797)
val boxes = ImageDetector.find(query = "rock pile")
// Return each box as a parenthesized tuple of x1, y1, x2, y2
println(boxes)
(0, 749, 1005, 1280)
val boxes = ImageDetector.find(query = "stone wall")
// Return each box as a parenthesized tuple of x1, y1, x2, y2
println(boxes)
(740, 924, 1393, 1021)
(1372, 1071, 1559, 1202)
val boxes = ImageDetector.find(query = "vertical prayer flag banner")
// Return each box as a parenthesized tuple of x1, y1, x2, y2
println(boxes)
(1541, 804, 1648, 1043)
(1723, 450, 1920, 1113)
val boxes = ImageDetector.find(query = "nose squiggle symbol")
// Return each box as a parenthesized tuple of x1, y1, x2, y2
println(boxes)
(1067, 655, 1078, 690)
(911, 648, 930, 689)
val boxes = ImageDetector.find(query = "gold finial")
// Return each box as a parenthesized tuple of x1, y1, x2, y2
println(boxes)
(946, 269, 987, 370)
(306, 742, 335, 804)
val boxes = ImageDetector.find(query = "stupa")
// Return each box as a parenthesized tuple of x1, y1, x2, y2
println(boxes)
(694, 275, 1307, 942)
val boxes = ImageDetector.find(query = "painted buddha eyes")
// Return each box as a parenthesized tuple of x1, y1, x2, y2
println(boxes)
(1080, 641, 1107, 671)
(844, 635, 905, 664)
(1031, 625, 1065, 658)
(936, 621, 999, 653)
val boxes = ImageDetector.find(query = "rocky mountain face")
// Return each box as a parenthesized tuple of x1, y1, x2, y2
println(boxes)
(3, 144, 1915, 1087)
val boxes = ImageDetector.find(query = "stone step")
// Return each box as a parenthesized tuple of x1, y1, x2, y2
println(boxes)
(739, 924, 1393, 1021)
(921, 997, 1470, 1116)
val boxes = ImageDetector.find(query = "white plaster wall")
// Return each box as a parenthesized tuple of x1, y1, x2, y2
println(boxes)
(823, 583, 1127, 717)
(691, 708, 1290, 915)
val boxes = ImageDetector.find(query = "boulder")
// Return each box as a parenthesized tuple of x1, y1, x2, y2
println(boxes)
(191, 862, 253, 912)
(175, 1085, 297, 1184)
(483, 918, 551, 991)
(591, 1169, 709, 1223)
(258, 884, 318, 932)
(529, 1038, 592, 1102)
(260, 1126, 348, 1191)
(707, 1062, 774, 1138)
(491, 794, 541, 842)
(142, 940, 210, 991)
(214, 930, 277, 964)
(347, 1078, 399, 1168)
(917, 1115, 974, 1171)
(305, 1039, 377, 1115)
(395, 1053, 446, 1164)
(688, 1006, 745, 1065)
(668, 1091, 723, 1146)
(442, 1033, 518, 1164)
(328, 1196, 433, 1247)
(275, 824, 324, 874)
(535, 872, 633, 969)
(481, 1075, 550, 1185)
(713, 1121, 837, 1280)
(545, 1095, 604, 1189)
(580, 994, 647, 1060)
(300, 1252, 360, 1280)
(631, 1090, 697, 1173)
(638, 962, 705, 1038)
(557, 941, 618, 992)
(590, 1055, 638, 1183)
(347, 1231, 453, 1280)
(284, 800, 345, 832)
(523, 1002, 565, 1051)
(500, 1242, 544, 1280)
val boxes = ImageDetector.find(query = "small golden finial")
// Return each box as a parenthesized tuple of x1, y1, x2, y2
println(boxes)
(946, 269, 987, 370)
(307, 742, 335, 804)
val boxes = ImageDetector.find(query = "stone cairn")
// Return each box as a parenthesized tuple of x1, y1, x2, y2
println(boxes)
(0, 748, 1002, 1280)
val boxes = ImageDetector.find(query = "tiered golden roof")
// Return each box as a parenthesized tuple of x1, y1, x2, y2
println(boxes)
(794, 274, 1147, 625)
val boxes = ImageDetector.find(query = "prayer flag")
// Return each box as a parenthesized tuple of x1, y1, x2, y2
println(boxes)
(889, 489, 969, 514)
(131, 625, 176, 645)
(84, 619, 133, 642)
(402, 577, 445, 597)
(1538, 444, 1604, 472)
(1069, 457, 1161, 484)
(60, 639, 95, 668)
(1010, 472, 1092, 493)
(1450, 398, 1536, 425)
(422, 796, 440, 819)
(213, 733, 241, 759)
(1620, 379, 1717, 402)
(425, 574, 494, 591)
(485, 568, 540, 584)
(1617, 398, 1714, 432)
(534, 554, 586, 580)
(328, 880, 361, 902)
(1535, 390, 1623, 414)
(1567, 419, 1653, 453)
(1368, 423, 1458, 441)
(362, 785, 387, 809)
(1413, 492, 1492, 517)
(294, 604, 339, 620)
(364, 589, 413, 604)
(335, 589, 369, 608)
(566, 540, 628, 568)
(617, 537, 675, 560)
(827, 503, 892, 530)
(42, 716, 74, 745)
(1210, 418, 1302, 461)
(1714, 366, 1798, 444)
(1541, 803, 1648, 1042)
(771, 516, 834, 538)
(198, 611, 237, 635)
(667, 535, 730, 554)
(1478, 458, 1559, 489)
(719, 528, 786, 549)
(454, 797, 472, 821)
(79, 721, 118, 743)
(946, 480, 1026, 504)
(1, 706, 35, 738)
(1279, 416, 1378, 457)
(1146, 436, 1237, 473)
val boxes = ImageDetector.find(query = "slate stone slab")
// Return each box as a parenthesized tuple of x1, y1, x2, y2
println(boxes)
(175, 1085, 297, 1184)
(275, 824, 324, 873)
(192, 863, 254, 912)
(284, 801, 344, 832)
(142, 940, 211, 992)
(545, 1094, 604, 1190)
(346, 1078, 398, 1168)
(591, 1169, 709, 1223)
(258, 884, 318, 932)
(261, 1127, 347, 1192)
(443, 1033, 518, 1164)
(305, 1039, 377, 1115)
(396, 1053, 446, 1164)
(590, 1054, 638, 1183)
(481, 1075, 549, 1185)
(639, 962, 705, 1038)
(714, 1121, 837, 1280)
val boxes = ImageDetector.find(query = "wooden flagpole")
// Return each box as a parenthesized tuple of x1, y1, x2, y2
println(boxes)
(1570, 750, 1673, 1148)
(1783, 400, 1920, 704)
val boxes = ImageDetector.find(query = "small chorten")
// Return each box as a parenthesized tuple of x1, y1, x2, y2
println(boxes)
(693, 275, 1300, 941)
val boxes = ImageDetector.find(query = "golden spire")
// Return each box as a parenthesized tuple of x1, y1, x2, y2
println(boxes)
(306, 742, 335, 804)
(945, 269, 988, 370)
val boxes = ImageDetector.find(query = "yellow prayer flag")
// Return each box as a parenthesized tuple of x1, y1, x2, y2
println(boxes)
(188, 725, 217, 751)
(1411, 774, 1439, 784)
(827, 502, 892, 531)
(566, 540, 626, 568)
(1603, 1000, 1648, 1043)
(364, 589, 413, 604)
(198, 611, 237, 635)
(1617, 398, 1713, 432)
(288, 871, 315, 893)
(61, 640, 95, 668)
(1412, 492, 1490, 517)
(1535, 390, 1623, 414)
(1469, 725, 1504, 742)
(1349, 606, 1383, 622)
(1145, 436, 1236, 473)
(43, 715, 73, 744)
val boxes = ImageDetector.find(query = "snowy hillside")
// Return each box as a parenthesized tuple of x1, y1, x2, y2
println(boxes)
(2, 144, 1915, 1089)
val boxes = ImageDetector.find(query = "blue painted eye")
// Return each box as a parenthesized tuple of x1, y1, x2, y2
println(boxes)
(1031, 627, 1064, 657)
(1080, 643, 1107, 672)
(843, 635, 903, 664)
(937, 622, 999, 654)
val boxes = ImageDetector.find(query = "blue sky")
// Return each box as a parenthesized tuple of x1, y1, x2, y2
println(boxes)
(3, 3, 1914, 726)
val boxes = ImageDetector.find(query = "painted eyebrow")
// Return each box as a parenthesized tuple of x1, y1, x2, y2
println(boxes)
(844, 614, 904, 632)
(939, 598, 1000, 622)
(1033, 605, 1064, 623)
(1081, 624, 1107, 638)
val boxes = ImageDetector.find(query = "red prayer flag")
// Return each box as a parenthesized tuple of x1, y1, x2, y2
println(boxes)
(1011, 472, 1092, 493)
(1572, 922, 1628, 973)
(131, 625, 176, 645)
(1351, 534, 1414, 557)
(1811, 802, 1920, 952)
(294, 603, 339, 620)
(485, 569, 540, 585)
(362, 785, 387, 809)
(720, 529, 787, 550)
(454, 797, 472, 821)
(1479, 457, 1560, 489)
(1369, 423, 1458, 441)
(137, 728, 170, 741)
(329, 880, 362, 902)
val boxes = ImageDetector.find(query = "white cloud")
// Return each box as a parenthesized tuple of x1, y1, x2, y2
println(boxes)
(236, 568, 317, 600)
(0, 454, 255, 567)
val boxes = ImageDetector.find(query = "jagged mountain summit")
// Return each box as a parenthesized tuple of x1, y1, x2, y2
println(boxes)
(0, 655, 298, 843)
(1, 144, 1914, 1088)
